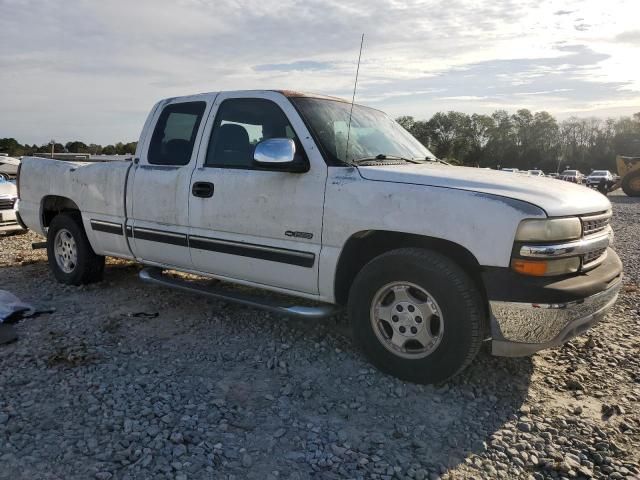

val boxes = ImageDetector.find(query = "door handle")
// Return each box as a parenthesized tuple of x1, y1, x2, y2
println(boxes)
(192, 182, 214, 198)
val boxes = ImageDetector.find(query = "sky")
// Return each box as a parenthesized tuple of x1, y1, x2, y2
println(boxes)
(1, 0, 639, 145)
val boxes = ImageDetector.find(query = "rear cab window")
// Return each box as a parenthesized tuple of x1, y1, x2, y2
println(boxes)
(148, 101, 206, 165)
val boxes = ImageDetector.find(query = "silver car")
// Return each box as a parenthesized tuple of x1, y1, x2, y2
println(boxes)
(586, 170, 614, 187)
(0, 178, 25, 234)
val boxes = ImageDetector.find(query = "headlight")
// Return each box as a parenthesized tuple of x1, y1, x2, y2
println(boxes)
(515, 218, 581, 242)
(512, 217, 583, 276)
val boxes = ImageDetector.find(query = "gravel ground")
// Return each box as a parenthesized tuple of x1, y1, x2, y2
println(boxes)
(0, 191, 638, 480)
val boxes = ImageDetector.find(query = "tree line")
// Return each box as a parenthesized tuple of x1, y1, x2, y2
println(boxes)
(0, 138, 137, 157)
(2, 109, 640, 172)
(397, 110, 640, 172)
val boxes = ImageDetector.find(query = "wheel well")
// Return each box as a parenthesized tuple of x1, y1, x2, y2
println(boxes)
(333, 230, 488, 307)
(41, 195, 81, 228)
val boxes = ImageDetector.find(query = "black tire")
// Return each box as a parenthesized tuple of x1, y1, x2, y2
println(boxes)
(47, 212, 105, 285)
(0, 173, 9, 181)
(348, 248, 486, 384)
(621, 170, 640, 197)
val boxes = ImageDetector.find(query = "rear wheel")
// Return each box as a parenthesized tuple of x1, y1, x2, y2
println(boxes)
(47, 213, 105, 285)
(621, 170, 640, 197)
(348, 248, 486, 384)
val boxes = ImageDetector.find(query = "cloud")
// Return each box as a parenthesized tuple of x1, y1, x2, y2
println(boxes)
(357, 45, 636, 119)
(614, 30, 640, 44)
(254, 61, 335, 72)
(0, 0, 638, 144)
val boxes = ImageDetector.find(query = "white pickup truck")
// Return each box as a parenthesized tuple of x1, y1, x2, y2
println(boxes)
(17, 90, 622, 384)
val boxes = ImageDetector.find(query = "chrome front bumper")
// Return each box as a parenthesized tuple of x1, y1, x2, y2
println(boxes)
(490, 278, 622, 356)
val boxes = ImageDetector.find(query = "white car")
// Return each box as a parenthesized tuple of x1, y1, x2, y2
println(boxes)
(17, 90, 623, 384)
(559, 170, 585, 184)
(0, 178, 25, 234)
(528, 170, 545, 177)
(0, 156, 21, 180)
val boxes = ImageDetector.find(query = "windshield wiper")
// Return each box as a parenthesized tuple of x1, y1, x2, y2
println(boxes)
(352, 154, 422, 165)
(425, 156, 449, 165)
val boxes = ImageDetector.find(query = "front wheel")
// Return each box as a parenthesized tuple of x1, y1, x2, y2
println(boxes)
(47, 213, 105, 285)
(348, 248, 486, 384)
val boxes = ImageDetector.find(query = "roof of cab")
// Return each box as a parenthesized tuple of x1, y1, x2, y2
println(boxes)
(161, 90, 350, 103)
(272, 90, 349, 103)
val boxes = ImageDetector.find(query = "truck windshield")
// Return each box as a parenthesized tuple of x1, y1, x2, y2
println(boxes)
(291, 97, 435, 165)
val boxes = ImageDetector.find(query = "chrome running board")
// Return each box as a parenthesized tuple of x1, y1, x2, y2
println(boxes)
(139, 267, 340, 320)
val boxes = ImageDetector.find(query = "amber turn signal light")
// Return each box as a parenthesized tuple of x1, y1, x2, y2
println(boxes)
(511, 257, 581, 277)
(511, 259, 548, 276)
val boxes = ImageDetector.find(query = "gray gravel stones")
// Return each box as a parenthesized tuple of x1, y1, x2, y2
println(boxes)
(0, 192, 639, 479)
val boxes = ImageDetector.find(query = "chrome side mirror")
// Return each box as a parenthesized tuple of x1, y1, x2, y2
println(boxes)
(254, 138, 296, 165)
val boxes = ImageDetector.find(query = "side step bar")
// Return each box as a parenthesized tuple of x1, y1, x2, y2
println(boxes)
(139, 267, 340, 320)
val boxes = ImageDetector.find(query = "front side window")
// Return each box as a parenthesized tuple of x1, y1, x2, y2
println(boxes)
(205, 98, 303, 169)
(148, 101, 206, 165)
(291, 97, 435, 165)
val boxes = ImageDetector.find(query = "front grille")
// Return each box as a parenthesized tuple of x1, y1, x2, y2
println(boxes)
(0, 198, 15, 210)
(581, 212, 610, 237)
(579, 212, 611, 270)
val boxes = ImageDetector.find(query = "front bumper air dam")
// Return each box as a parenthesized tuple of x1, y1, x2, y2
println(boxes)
(490, 278, 621, 356)
(488, 248, 623, 357)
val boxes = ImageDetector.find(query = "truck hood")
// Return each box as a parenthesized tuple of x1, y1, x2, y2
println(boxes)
(356, 163, 610, 216)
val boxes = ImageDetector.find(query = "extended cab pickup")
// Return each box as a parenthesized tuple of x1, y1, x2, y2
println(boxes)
(17, 90, 623, 384)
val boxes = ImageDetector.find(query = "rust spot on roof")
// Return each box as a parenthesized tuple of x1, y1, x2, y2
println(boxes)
(273, 90, 350, 103)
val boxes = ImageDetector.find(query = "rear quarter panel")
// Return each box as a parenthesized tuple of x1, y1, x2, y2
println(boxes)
(19, 157, 132, 257)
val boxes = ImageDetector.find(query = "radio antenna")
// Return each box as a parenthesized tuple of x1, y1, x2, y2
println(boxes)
(345, 33, 364, 163)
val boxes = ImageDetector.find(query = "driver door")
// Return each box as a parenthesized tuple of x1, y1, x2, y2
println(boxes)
(188, 91, 327, 294)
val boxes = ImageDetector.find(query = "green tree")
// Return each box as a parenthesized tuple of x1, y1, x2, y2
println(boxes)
(395, 116, 416, 131)
(0, 138, 25, 156)
(65, 141, 89, 153)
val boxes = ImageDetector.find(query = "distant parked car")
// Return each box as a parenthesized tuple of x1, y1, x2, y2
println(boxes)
(0, 177, 25, 234)
(528, 170, 545, 177)
(586, 170, 614, 187)
(547, 173, 559, 179)
(0, 156, 21, 180)
(501, 168, 519, 173)
(586, 170, 615, 193)
(559, 170, 584, 184)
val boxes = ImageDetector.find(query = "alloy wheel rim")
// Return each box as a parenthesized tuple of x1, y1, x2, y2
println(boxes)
(54, 229, 78, 273)
(369, 281, 444, 359)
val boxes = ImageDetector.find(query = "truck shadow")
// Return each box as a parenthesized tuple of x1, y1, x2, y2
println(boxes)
(2, 261, 534, 478)
(122, 271, 534, 476)
(295, 320, 534, 473)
